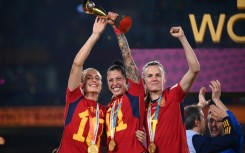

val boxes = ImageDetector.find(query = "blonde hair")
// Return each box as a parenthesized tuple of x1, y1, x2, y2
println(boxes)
(142, 60, 165, 77)
(81, 68, 102, 83)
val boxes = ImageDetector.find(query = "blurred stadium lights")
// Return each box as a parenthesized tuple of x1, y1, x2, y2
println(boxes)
(76, 4, 84, 14)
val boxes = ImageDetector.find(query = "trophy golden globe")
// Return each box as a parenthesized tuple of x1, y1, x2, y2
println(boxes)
(82, 0, 132, 33)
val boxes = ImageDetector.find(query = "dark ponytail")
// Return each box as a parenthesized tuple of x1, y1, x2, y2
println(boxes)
(107, 60, 127, 79)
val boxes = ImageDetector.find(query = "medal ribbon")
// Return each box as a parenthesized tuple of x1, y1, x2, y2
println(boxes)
(89, 103, 100, 145)
(110, 97, 123, 139)
(147, 96, 162, 142)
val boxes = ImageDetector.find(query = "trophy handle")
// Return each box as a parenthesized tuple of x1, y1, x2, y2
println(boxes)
(82, 0, 95, 14)
(92, 5, 107, 17)
(82, 0, 107, 16)
(82, 0, 132, 33)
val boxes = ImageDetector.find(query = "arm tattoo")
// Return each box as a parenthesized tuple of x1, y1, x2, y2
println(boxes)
(117, 35, 140, 82)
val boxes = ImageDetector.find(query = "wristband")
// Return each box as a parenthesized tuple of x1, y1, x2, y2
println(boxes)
(113, 26, 122, 36)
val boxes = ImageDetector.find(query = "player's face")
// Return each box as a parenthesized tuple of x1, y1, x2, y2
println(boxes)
(107, 70, 127, 96)
(207, 114, 224, 137)
(83, 70, 102, 94)
(143, 65, 165, 93)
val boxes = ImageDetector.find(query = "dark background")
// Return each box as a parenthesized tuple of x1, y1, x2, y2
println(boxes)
(0, 0, 244, 152)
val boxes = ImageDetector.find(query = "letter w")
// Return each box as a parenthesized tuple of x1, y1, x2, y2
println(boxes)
(189, 14, 226, 43)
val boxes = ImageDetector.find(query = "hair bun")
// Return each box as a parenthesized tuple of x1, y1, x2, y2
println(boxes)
(113, 60, 124, 67)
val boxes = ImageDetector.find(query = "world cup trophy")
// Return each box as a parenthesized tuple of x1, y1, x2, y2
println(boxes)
(82, 0, 132, 33)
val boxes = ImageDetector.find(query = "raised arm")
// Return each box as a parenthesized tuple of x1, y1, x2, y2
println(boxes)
(209, 80, 228, 111)
(108, 12, 140, 83)
(170, 26, 200, 93)
(197, 87, 210, 109)
(68, 17, 107, 91)
(209, 80, 243, 152)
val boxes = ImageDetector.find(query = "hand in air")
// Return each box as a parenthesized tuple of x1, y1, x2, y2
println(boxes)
(170, 26, 184, 38)
(107, 12, 119, 25)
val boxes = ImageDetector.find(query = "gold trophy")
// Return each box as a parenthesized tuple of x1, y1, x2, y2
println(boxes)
(82, 0, 132, 33)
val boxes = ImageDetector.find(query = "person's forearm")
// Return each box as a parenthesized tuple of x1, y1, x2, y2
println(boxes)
(73, 33, 100, 67)
(222, 116, 236, 137)
(68, 33, 100, 91)
(116, 34, 140, 83)
(212, 98, 228, 111)
(178, 35, 200, 93)
(179, 36, 200, 74)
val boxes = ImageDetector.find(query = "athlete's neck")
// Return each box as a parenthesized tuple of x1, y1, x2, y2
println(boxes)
(85, 93, 99, 101)
(149, 91, 162, 101)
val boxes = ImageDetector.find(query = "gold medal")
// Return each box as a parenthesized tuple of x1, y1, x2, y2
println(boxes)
(148, 142, 156, 153)
(108, 139, 116, 151)
(88, 144, 98, 153)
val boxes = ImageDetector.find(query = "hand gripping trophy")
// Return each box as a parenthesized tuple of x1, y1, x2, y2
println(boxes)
(82, 0, 132, 33)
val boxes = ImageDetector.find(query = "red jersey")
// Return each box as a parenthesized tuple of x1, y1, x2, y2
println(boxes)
(57, 86, 106, 153)
(145, 83, 189, 153)
(106, 79, 146, 153)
